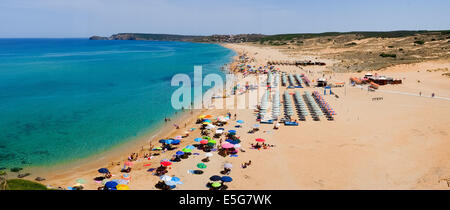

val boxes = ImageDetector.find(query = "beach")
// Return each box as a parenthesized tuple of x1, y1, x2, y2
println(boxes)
(15, 42, 450, 190)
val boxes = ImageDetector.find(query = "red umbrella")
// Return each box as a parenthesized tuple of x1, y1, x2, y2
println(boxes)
(255, 138, 265, 142)
(160, 161, 172, 167)
(200, 140, 208, 144)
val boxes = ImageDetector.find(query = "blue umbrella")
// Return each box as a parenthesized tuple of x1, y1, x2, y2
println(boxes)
(105, 181, 118, 189)
(221, 176, 233, 182)
(172, 139, 181, 144)
(186, 145, 195, 150)
(159, 139, 167, 143)
(229, 130, 237, 133)
(237, 120, 244, 124)
(210, 175, 222, 181)
(98, 168, 109, 174)
(194, 138, 203, 142)
(176, 151, 185, 156)
(171, 176, 181, 182)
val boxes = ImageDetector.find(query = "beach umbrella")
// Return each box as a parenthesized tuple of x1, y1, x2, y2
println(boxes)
(159, 139, 167, 143)
(236, 120, 244, 124)
(197, 163, 207, 169)
(205, 152, 213, 157)
(98, 168, 109, 174)
(204, 115, 213, 119)
(221, 176, 233, 182)
(200, 140, 208, 144)
(194, 138, 203, 142)
(233, 144, 241, 148)
(171, 176, 181, 182)
(164, 180, 177, 186)
(206, 142, 215, 147)
(208, 139, 217, 144)
(172, 139, 181, 144)
(202, 122, 210, 125)
(228, 130, 236, 134)
(211, 182, 222, 188)
(224, 163, 233, 169)
(210, 175, 222, 181)
(160, 175, 172, 181)
(203, 119, 212, 123)
(154, 147, 162, 150)
(186, 145, 195, 150)
(176, 151, 185, 156)
(198, 115, 206, 119)
(160, 161, 172, 167)
(182, 148, 192, 153)
(122, 174, 131, 181)
(112, 179, 128, 185)
(221, 143, 234, 149)
(105, 181, 118, 189)
(124, 161, 133, 167)
(202, 136, 212, 141)
(255, 138, 266, 142)
(116, 184, 130, 190)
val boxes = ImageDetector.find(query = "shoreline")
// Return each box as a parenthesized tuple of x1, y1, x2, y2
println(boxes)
(18, 45, 241, 187)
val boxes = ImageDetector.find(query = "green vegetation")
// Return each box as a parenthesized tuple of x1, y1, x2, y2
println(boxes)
(259, 30, 450, 43)
(414, 40, 425, 45)
(379, 53, 397, 58)
(3, 179, 48, 190)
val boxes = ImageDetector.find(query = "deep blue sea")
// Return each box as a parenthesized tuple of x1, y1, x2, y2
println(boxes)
(0, 39, 234, 168)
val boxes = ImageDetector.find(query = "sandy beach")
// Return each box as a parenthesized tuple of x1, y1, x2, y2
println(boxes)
(15, 41, 450, 190)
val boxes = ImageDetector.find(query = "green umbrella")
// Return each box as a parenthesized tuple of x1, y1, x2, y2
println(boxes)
(211, 182, 221, 188)
(197, 163, 207, 169)
(182, 148, 192, 153)
(208, 140, 217, 144)
(207, 143, 215, 147)
(202, 136, 212, 141)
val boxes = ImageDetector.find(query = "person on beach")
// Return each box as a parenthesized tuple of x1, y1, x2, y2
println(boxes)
(432, 93, 435, 98)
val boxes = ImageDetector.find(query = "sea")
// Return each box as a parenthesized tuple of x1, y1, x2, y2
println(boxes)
(0, 38, 235, 168)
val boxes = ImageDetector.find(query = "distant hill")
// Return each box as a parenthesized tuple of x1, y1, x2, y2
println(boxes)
(90, 30, 450, 43)
(89, 33, 204, 41)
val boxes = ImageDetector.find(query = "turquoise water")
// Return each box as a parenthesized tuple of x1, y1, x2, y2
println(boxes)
(0, 39, 234, 168)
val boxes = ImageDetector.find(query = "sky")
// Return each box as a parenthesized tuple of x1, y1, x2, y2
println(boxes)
(0, 0, 449, 38)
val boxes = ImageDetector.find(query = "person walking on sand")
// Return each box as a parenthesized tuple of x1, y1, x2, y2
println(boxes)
(432, 93, 435, 98)
(419, 92, 422, 96)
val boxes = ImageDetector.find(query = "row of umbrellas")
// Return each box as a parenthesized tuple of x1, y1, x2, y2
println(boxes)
(294, 74, 304, 87)
(293, 91, 309, 117)
(304, 91, 324, 116)
(283, 91, 295, 117)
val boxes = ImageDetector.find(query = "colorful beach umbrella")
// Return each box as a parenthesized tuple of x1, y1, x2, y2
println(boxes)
(202, 136, 212, 140)
(211, 182, 221, 188)
(224, 163, 233, 169)
(172, 139, 181, 144)
(204, 115, 213, 118)
(160, 161, 172, 167)
(176, 151, 185, 156)
(208, 139, 217, 144)
(116, 184, 130, 190)
(160, 175, 172, 181)
(237, 120, 244, 124)
(255, 138, 266, 142)
(194, 138, 203, 142)
(200, 139, 208, 144)
(210, 175, 222, 181)
(186, 145, 195, 150)
(105, 181, 118, 189)
(221, 143, 234, 149)
(221, 176, 233, 182)
(197, 163, 207, 169)
(182, 148, 192, 153)
(98, 168, 109, 174)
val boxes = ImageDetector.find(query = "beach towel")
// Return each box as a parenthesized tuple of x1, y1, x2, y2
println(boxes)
(230, 155, 239, 157)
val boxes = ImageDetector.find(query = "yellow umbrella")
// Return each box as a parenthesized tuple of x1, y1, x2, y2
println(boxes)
(198, 115, 206, 119)
(116, 184, 130, 190)
(202, 122, 210, 125)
